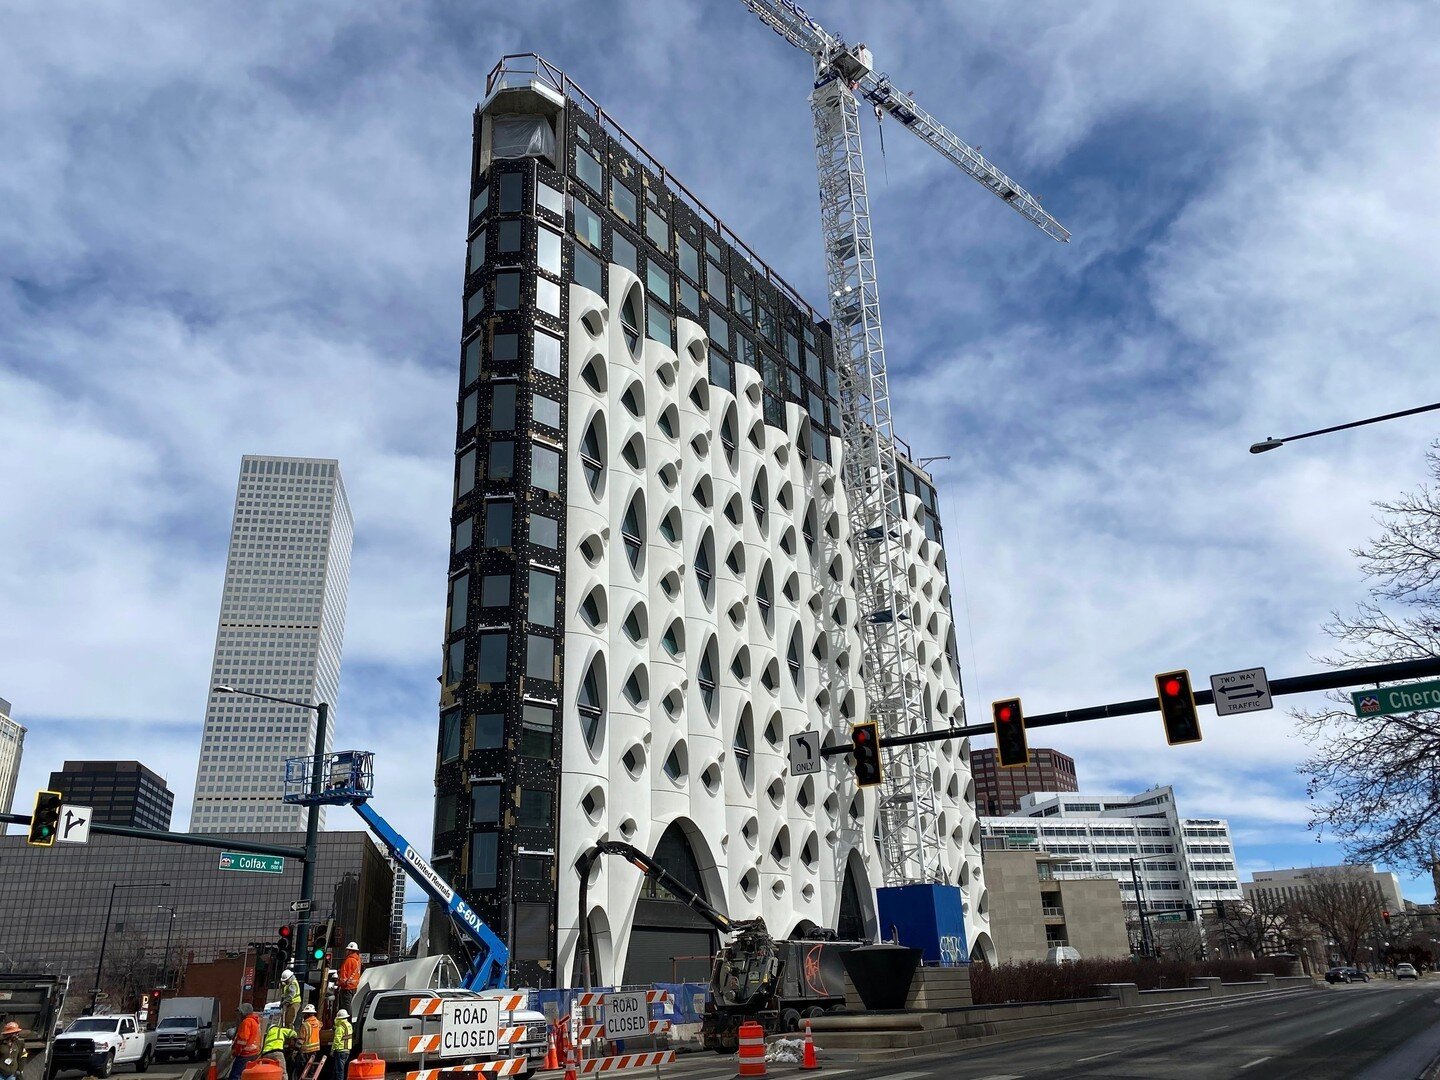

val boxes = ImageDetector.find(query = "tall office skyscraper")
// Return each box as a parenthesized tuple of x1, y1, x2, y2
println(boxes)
(0, 698, 24, 836)
(191, 456, 353, 833)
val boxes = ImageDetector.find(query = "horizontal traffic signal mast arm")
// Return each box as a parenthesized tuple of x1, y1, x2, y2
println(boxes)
(820, 655, 1440, 755)
(0, 813, 306, 859)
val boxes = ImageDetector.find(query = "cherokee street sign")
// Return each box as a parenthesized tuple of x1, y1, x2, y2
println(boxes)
(1209, 667, 1273, 716)
(1352, 678, 1440, 719)
(218, 851, 286, 874)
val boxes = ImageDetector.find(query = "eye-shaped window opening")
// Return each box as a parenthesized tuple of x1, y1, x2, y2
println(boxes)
(748, 421, 764, 450)
(661, 619, 684, 658)
(787, 630, 804, 691)
(720, 406, 738, 466)
(658, 508, 681, 544)
(698, 636, 719, 717)
(660, 571, 680, 600)
(621, 604, 647, 644)
(695, 529, 715, 603)
(760, 659, 779, 694)
(662, 688, 683, 719)
(755, 564, 774, 630)
(621, 744, 645, 777)
(580, 355, 606, 394)
(621, 381, 644, 417)
(800, 831, 818, 870)
(579, 418, 605, 496)
(782, 572, 800, 604)
(658, 405, 679, 440)
(733, 707, 754, 787)
(578, 659, 606, 753)
(622, 665, 648, 708)
(662, 741, 687, 783)
(689, 379, 710, 412)
(802, 504, 817, 556)
(692, 476, 712, 509)
(730, 645, 751, 682)
(766, 780, 785, 810)
(750, 474, 768, 531)
(779, 527, 796, 558)
(621, 434, 645, 471)
(620, 286, 644, 358)
(621, 497, 645, 574)
(701, 764, 721, 794)
(763, 712, 783, 748)
(725, 543, 745, 576)
(740, 870, 758, 900)
(579, 586, 606, 629)
(723, 494, 743, 527)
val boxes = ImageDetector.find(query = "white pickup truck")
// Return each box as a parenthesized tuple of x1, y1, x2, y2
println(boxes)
(49, 1015, 154, 1078)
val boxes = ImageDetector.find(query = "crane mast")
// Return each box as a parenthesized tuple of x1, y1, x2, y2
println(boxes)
(738, 0, 1069, 888)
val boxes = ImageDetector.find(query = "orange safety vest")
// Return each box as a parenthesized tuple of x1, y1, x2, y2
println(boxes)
(233, 1015, 262, 1057)
(301, 1016, 321, 1053)
(339, 952, 362, 991)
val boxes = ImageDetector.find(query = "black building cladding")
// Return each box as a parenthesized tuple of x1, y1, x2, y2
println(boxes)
(434, 60, 945, 987)
(48, 760, 175, 831)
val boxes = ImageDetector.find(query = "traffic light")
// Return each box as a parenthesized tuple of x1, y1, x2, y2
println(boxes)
(27, 790, 63, 847)
(992, 698, 1029, 768)
(850, 722, 883, 787)
(310, 924, 329, 963)
(1155, 669, 1203, 745)
(277, 925, 294, 966)
(1382, 911, 1391, 926)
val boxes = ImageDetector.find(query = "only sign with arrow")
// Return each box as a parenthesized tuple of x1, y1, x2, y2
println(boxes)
(1209, 667, 1273, 716)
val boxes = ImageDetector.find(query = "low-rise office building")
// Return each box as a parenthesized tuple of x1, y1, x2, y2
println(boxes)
(981, 842, 1130, 962)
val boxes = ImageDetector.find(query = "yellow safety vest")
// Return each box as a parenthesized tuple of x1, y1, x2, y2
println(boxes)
(331, 1018, 353, 1052)
(282, 977, 302, 1004)
(262, 1026, 296, 1055)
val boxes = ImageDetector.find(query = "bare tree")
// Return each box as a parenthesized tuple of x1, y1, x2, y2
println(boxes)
(1288, 869, 1386, 965)
(1152, 922, 1205, 961)
(1295, 444, 1440, 877)
(1210, 893, 1308, 960)
(101, 934, 164, 1014)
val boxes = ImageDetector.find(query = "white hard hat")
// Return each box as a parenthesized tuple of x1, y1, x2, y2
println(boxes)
(302, 1005, 317, 1015)
(282, 969, 293, 980)
(336, 1011, 349, 1020)
(347, 942, 358, 951)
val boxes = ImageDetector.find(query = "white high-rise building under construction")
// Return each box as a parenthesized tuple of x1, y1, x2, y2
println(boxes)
(191, 456, 353, 833)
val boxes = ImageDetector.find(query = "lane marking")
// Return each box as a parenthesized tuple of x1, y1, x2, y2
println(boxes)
(1204, 1025, 1227, 1033)
(972, 1075, 1024, 1080)
(1076, 1051, 1117, 1062)
(1324, 1027, 1344, 1035)
(1239, 1058, 1272, 1071)
(875, 1072, 930, 1080)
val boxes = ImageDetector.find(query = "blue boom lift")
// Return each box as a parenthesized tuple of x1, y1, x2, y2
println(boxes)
(284, 750, 510, 991)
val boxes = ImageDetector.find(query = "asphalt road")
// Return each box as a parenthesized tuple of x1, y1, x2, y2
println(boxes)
(645, 979, 1440, 1080)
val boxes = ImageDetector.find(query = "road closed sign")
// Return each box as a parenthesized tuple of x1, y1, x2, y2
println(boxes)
(440, 998, 497, 1058)
(603, 991, 650, 1038)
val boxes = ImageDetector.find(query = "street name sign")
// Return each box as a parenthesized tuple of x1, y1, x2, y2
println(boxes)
(218, 851, 285, 874)
(439, 998, 497, 1058)
(290, 900, 313, 913)
(603, 991, 650, 1038)
(1209, 667, 1273, 716)
(1352, 679, 1440, 719)
(58, 804, 92, 844)
(789, 731, 821, 776)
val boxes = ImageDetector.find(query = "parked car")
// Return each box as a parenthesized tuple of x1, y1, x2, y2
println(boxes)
(1395, 963, 1419, 980)
(154, 996, 219, 1062)
(50, 1015, 153, 1078)
(1324, 966, 1370, 984)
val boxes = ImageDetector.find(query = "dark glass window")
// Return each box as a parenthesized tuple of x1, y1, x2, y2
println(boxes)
(467, 230, 486, 274)
(677, 237, 699, 280)
(471, 784, 500, 824)
(646, 262, 670, 303)
(487, 440, 514, 480)
(493, 332, 519, 364)
(533, 393, 562, 430)
(519, 788, 553, 829)
(707, 261, 727, 301)
(647, 299, 672, 348)
(461, 390, 478, 432)
(515, 901, 549, 960)
(710, 354, 732, 393)
(474, 712, 504, 748)
(611, 180, 637, 223)
(530, 513, 559, 549)
(448, 573, 468, 633)
(471, 183, 489, 222)
(477, 631, 508, 684)
(435, 792, 458, 836)
(491, 384, 517, 430)
(466, 287, 485, 323)
(498, 219, 522, 259)
(573, 200, 602, 249)
(531, 444, 561, 494)
(576, 145, 602, 192)
(470, 833, 498, 889)
(574, 246, 603, 295)
(526, 634, 555, 680)
(480, 573, 510, 608)
(517, 858, 548, 883)
(453, 517, 473, 552)
(612, 231, 637, 275)
(494, 273, 520, 311)
(621, 501, 643, 572)
(677, 278, 700, 316)
(528, 568, 557, 627)
(499, 172, 523, 213)
(537, 226, 562, 277)
(645, 209, 669, 252)
(463, 336, 483, 384)
(439, 707, 462, 762)
(483, 501, 513, 547)
(456, 448, 476, 497)
(708, 309, 730, 354)
(520, 704, 554, 758)
(537, 180, 564, 217)
(445, 639, 464, 686)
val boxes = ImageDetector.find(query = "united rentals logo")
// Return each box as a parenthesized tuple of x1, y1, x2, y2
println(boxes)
(1356, 694, 1381, 714)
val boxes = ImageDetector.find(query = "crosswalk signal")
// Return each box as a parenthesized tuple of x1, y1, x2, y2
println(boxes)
(850, 722, 883, 787)
(992, 698, 1029, 767)
(27, 790, 63, 847)
(1156, 669, 1203, 745)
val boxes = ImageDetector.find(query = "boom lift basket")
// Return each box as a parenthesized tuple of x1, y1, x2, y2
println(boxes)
(284, 750, 375, 805)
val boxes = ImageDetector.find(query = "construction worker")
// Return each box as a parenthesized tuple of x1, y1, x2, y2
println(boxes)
(261, 1017, 299, 1080)
(229, 1004, 262, 1080)
(0, 1021, 28, 1080)
(300, 1004, 322, 1070)
(337, 943, 362, 1014)
(280, 968, 303, 1028)
(330, 1009, 353, 1080)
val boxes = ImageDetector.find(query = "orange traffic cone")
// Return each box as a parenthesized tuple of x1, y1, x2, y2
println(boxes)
(563, 1039, 578, 1080)
(543, 1021, 559, 1071)
(800, 1018, 820, 1071)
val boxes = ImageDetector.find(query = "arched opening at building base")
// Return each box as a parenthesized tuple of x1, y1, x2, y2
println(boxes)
(619, 819, 723, 985)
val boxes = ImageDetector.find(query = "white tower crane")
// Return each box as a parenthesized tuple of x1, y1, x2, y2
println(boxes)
(737, 1, 1069, 890)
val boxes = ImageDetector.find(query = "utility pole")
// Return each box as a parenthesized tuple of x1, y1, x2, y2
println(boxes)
(294, 701, 328, 987)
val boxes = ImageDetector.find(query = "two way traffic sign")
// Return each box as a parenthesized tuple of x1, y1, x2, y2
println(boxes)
(1209, 667, 1273, 716)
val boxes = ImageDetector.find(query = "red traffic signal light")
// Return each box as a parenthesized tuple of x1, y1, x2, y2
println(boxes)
(1382, 911, 1391, 925)
(278, 926, 293, 940)
(1155, 669, 1203, 745)
(992, 698, 1029, 768)
(850, 722, 883, 787)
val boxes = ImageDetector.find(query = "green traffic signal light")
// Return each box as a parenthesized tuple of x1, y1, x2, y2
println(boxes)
(27, 790, 63, 848)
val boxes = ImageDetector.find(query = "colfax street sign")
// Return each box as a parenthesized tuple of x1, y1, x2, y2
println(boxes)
(218, 851, 285, 874)
(1209, 667, 1273, 716)
(58, 804, 93, 844)
(1352, 678, 1440, 719)
(788, 731, 821, 776)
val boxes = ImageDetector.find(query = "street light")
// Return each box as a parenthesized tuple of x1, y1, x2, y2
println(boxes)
(211, 685, 329, 985)
(156, 907, 177, 990)
(1249, 401, 1440, 454)
(92, 882, 170, 1014)
(1128, 854, 1186, 959)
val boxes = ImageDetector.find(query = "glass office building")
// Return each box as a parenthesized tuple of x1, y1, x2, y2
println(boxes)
(48, 760, 176, 831)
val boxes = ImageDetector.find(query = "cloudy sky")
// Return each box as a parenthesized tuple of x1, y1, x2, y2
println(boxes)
(3, 0, 1438, 921)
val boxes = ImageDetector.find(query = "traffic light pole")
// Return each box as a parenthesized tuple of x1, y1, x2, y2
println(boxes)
(820, 656, 1440, 756)
(293, 702, 328, 986)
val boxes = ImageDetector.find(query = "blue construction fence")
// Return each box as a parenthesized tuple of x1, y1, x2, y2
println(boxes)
(532, 983, 710, 1026)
